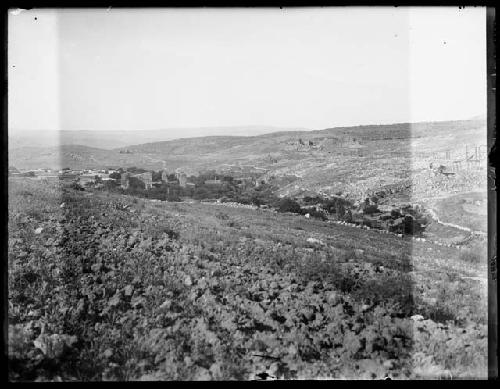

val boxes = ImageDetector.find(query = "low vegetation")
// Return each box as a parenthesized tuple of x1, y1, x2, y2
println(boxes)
(8, 179, 487, 380)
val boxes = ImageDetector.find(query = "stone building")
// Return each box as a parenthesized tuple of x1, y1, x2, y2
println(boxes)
(204, 179, 222, 185)
(134, 172, 153, 189)
(178, 173, 187, 188)
(121, 172, 131, 189)
(121, 172, 153, 189)
(79, 174, 98, 186)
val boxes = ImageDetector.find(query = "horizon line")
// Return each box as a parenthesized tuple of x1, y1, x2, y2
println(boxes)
(8, 113, 487, 136)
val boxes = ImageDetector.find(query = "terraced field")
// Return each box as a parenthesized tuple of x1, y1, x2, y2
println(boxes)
(8, 178, 487, 380)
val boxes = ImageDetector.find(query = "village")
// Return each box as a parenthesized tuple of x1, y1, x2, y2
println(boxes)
(7, 166, 249, 190)
(8, 162, 433, 239)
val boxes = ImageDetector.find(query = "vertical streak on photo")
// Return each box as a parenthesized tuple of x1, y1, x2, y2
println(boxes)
(486, 6, 497, 381)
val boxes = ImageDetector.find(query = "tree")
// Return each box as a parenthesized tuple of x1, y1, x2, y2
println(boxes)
(152, 171, 162, 181)
(128, 176, 145, 190)
(363, 205, 380, 215)
(103, 180, 118, 190)
(308, 208, 328, 221)
(343, 209, 353, 223)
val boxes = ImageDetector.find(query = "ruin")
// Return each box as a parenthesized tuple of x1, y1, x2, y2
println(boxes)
(121, 172, 153, 190)
(176, 172, 188, 188)
(134, 172, 153, 189)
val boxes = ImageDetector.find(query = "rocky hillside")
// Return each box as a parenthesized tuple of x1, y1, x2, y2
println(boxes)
(8, 178, 488, 380)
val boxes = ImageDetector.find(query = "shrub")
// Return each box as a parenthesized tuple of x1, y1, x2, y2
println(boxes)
(363, 205, 380, 215)
(391, 209, 402, 218)
(276, 198, 302, 214)
(128, 177, 145, 190)
(307, 208, 328, 221)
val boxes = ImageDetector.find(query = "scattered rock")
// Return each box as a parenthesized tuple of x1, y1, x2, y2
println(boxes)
(194, 367, 212, 381)
(184, 275, 193, 287)
(123, 284, 134, 297)
(103, 348, 113, 358)
(327, 291, 340, 305)
(307, 237, 324, 245)
(158, 299, 172, 312)
(34, 227, 43, 235)
(108, 292, 122, 307)
(33, 334, 77, 359)
(197, 277, 208, 289)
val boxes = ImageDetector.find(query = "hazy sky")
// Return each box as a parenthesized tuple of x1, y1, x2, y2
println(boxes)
(8, 7, 487, 134)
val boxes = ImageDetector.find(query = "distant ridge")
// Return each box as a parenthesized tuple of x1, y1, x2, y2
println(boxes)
(8, 117, 486, 173)
(8, 125, 311, 150)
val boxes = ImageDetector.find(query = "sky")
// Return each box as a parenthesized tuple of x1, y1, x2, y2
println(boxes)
(8, 7, 487, 135)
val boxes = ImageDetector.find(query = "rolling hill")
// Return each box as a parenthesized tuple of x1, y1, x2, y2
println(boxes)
(8, 118, 487, 204)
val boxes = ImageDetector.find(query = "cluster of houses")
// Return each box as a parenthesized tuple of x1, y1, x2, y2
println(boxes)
(10, 165, 266, 193)
(120, 171, 197, 190)
(9, 167, 117, 187)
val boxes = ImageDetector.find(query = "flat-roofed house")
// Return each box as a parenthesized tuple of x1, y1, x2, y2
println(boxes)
(36, 171, 59, 181)
(79, 174, 98, 186)
(204, 179, 222, 185)
(59, 173, 79, 183)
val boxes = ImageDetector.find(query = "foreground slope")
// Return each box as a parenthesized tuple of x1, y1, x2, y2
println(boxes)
(8, 179, 487, 380)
